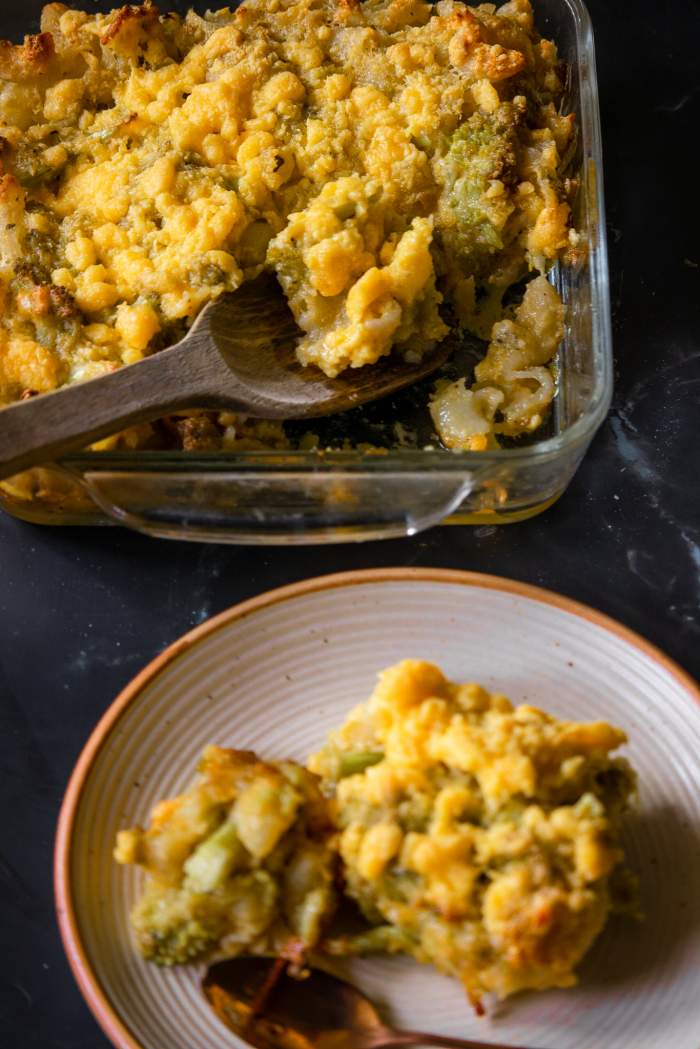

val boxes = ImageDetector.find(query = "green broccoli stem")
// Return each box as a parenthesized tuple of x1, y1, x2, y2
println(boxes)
(338, 751, 384, 778)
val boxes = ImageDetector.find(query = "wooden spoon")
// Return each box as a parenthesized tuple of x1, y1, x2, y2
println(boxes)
(0, 273, 452, 480)
(203, 957, 545, 1049)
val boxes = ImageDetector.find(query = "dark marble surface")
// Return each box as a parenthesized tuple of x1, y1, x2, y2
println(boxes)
(1, 0, 699, 1045)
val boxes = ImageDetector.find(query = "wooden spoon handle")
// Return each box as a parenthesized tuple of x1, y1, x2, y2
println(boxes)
(0, 337, 212, 481)
(371, 1029, 542, 1049)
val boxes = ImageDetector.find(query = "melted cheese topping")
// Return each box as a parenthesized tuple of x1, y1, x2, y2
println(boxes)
(0, 0, 574, 450)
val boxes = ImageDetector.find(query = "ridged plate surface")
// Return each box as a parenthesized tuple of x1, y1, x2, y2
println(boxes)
(56, 571, 700, 1049)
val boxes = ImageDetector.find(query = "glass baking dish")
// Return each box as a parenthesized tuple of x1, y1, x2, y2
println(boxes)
(0, 0, 611, 544)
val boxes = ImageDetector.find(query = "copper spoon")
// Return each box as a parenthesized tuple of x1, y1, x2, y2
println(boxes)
(203, 958, 545, 1049)
(0, 272, 452, 480)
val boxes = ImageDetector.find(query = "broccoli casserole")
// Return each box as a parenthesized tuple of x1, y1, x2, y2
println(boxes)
(309, 660, 637, 1005)
(117, 663, 637, 1010)
(0, 0, 575, 463)
(114, 746, 337, 964)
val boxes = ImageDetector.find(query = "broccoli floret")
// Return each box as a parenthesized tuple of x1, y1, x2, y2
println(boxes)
(132, 887, 225, 965)
(444, 105, 520, 269)
(137, 919, 222, 966)
(131, 870, 280, 965)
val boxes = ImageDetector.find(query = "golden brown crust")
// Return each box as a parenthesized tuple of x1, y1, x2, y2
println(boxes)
(49, 284, 80, 318)
(449, 30, 526, 81)
(447, 8, 482, 38)
(27, 284, 53, 316)
(0, 32, 56, 81)
(0, 172, 19, 201)
(99, 1, 160, 46)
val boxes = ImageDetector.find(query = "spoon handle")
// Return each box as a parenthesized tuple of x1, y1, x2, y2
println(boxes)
(372, 1028, 543, 1049)
(0, 334, 216, 481)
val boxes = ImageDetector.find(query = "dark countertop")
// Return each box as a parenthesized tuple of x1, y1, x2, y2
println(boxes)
(1, 0, 698, 1045)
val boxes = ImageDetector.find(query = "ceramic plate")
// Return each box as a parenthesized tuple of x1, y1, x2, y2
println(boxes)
(55, 569, 700, 1049)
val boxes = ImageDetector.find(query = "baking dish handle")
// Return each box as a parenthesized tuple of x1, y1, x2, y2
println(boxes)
(74, 468, 476, 544)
